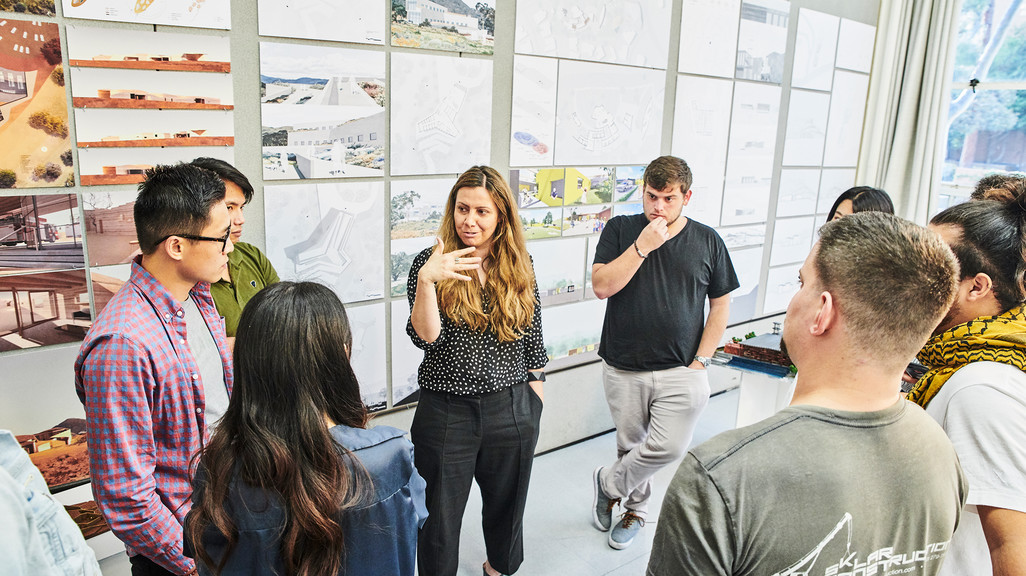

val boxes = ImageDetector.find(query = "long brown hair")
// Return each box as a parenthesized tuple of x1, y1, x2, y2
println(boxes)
(187, 282, 369, 576)
(436, 166, 536, 342)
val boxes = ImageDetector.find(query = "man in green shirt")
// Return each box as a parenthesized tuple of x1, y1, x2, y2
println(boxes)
(191, 158, 279, 337)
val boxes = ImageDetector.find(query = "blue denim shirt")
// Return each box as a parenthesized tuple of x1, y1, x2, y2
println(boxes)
(0, 430, 101, 576)
(186, 425, 428, 576)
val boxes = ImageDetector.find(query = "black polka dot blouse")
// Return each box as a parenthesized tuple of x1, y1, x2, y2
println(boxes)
(406, 246, 548, 395)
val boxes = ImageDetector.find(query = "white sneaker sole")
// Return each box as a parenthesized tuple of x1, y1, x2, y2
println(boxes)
(592, 466, 610, 532)
(608, 532, 634, 550)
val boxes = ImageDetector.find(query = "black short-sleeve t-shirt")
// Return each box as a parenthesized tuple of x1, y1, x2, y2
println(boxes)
(594, 214, 739, 371)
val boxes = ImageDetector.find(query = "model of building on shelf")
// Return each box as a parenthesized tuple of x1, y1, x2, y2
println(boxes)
(69, 53, 231, 73)
(80, 165, 152, 186)
(723, 333, 793, 368)
(73, 90, 232, 110)
(78, 129, 234, 148)
(16, 418, 90, 491)
(64, 500, 112, 540)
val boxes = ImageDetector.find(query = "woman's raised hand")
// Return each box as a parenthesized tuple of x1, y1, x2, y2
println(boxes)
(418, 237, 482, 284)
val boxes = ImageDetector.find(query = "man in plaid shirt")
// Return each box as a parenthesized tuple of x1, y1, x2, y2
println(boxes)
(76, 164, 235, 576)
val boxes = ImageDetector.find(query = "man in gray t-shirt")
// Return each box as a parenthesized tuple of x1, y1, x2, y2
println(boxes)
(648, 213, 968, 576)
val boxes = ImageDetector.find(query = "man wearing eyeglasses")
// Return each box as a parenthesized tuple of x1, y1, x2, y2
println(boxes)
(75, 163, 234, 576)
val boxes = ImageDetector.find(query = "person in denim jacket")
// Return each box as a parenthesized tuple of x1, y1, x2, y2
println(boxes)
(185, 282, 427, 576)
(0, 429, 101, 576)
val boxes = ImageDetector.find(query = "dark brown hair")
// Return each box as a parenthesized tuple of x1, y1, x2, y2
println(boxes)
(642, 155, 693, 193)
(187, 282, 369, 576)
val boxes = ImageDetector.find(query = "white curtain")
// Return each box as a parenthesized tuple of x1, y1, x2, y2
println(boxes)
(857, 0, 961, 224)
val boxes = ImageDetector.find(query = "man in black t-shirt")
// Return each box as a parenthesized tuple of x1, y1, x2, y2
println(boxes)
(590, 155, 738, 550)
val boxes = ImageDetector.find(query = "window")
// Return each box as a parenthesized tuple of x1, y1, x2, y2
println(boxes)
(936, 0, 1026, 211)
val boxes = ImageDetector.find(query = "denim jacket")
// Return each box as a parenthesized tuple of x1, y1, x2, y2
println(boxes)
(186, 424, 428, 576)
(0, 430, 102, 576)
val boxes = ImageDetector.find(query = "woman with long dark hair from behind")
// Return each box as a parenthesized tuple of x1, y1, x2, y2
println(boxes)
(407, 166, 546, 576)
(185, 281, 427, 576)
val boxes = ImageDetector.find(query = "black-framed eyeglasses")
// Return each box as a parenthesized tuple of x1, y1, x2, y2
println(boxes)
(154, 227, 231, 253)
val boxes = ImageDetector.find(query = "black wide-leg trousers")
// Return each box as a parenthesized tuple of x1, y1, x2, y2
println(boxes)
(411, 381, 542, 576)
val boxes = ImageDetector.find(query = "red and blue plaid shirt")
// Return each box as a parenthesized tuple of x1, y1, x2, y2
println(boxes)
(76, 257, 233, 574)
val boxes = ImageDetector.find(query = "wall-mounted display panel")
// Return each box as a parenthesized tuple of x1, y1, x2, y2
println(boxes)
(346, 302, 387, 412)
(554, 60, 664, 166)
(0, 20, 73, 189)
(723, 82, 781, 226)
(822, 70, 870, 167)
(817, 168, 856, 214)
(0, 269, 89, 352)
(672, 74, 734, 227)
(264, 182, 385, 304)
(514, 0, 672, 69)
(81, 190, 138, 267)
(776, 168, 820, 217)
(527, 237, 586, 307)
(390, 177, 451, 297)
(836, 19, 876, 73)
(77, 146, 233, 186)
(510, 56, 557, 167)
(769, 215, 814, 266)
(782, 89, 830, 166)
(390, 299, 421, 407)
(0, 194, 83, 275)
(61, 0, 230, 29)
(541, 297, 605, 371)
(390, 52, 492, 176)
(678, 0, 741, 78)
(790, 8, 838, 91)
(260, 42, 385, 180)
(726, 244, 763, 324)
(735, 0, 790, 84)
(259, 0, 386, 45)
(391, 0, 494, 54)
(763, 263, 801, 314)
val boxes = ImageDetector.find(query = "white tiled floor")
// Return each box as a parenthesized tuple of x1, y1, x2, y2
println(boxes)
(100, 389, 739, 576)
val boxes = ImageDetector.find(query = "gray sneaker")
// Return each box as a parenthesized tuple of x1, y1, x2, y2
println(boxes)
(592, 466, 619, 531)
(608, 511, 645, 550)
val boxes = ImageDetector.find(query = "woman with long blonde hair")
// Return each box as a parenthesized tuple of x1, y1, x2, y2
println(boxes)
(407, 166, 547, 576)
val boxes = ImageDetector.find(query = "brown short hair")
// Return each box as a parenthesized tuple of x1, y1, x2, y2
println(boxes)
(815, 212, 958, 362)
(643, 155, 693, 193)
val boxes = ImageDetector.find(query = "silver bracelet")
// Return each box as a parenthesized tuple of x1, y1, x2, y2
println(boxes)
(634, 240, 648, 259)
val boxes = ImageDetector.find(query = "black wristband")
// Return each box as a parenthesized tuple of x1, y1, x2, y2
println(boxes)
(527, 370, 546, 382)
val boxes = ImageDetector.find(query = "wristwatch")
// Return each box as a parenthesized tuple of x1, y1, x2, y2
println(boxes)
(694, 355, 711, 368)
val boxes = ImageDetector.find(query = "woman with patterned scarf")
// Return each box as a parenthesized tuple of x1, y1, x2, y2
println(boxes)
(906, 184, 1026, 576)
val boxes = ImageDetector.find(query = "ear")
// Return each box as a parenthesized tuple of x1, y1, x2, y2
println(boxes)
(682, 188, 693, 205)
(163, 236, 186, 262)
(965, 273, 994, 302)
(809, 291, 836, 336)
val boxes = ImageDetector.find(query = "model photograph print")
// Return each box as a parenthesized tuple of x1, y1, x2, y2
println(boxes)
(0, 269, 90, 352)
(0, 19, 73, 189)
(261, 42, 385, 180)
(0, 194, 84, 276)
(81, 190, 140, 266)
(391, 0, 495, 55)
(0, 0, 54, 15)
(15, 418, 90, 492)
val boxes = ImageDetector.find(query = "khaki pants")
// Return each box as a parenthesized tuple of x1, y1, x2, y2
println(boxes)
(598, 361, 710, 519)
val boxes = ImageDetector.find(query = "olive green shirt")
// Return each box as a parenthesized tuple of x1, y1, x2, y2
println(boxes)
(210, 241, 279, 337)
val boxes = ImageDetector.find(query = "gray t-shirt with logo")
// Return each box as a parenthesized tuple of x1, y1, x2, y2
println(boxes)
(648, 400, 967, 576)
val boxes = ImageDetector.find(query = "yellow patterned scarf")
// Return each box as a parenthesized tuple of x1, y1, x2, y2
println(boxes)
(908, 304, 1026, 407)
